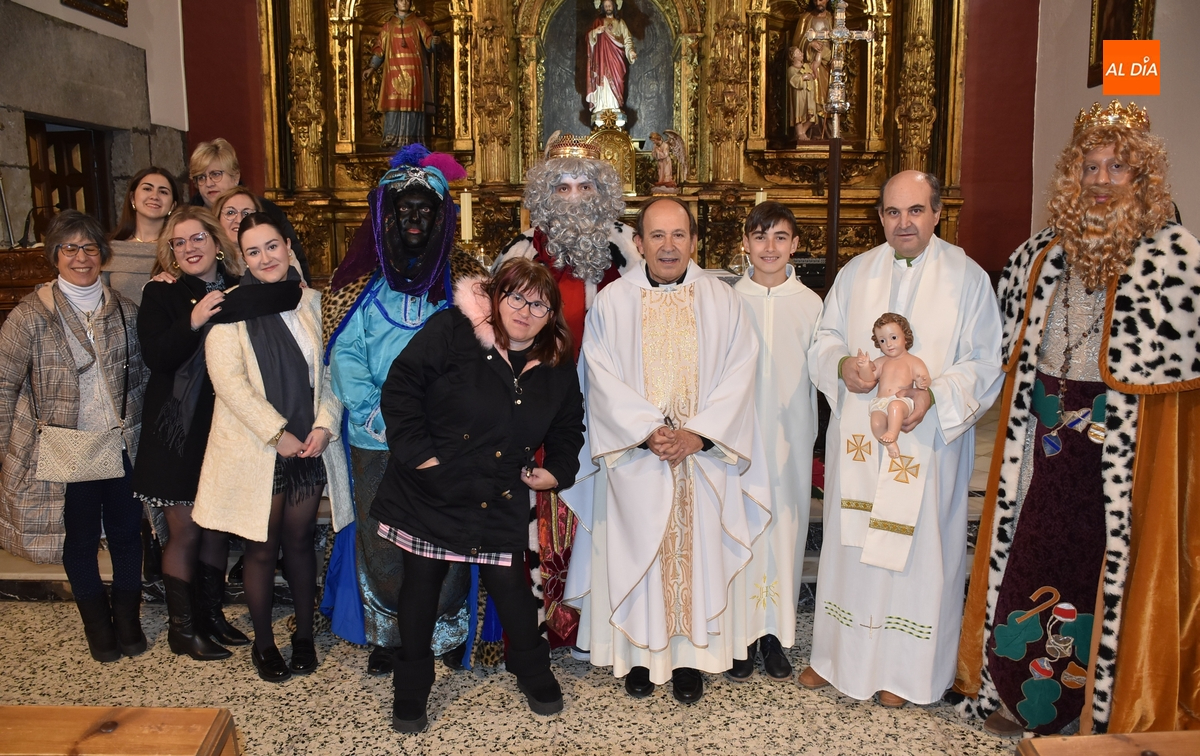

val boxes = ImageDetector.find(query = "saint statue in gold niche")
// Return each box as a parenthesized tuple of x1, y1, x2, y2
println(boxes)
(586, 0, 637, 124)
(363, 0, 439, 148)
(792, 0, 832, 139)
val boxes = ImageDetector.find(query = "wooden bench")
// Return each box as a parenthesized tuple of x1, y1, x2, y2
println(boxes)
(0, 706, 238, 756)
(1017, 731, 1200, 756)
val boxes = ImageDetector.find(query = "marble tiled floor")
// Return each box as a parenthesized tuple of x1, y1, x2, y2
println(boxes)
(0, 601, 1015, 756)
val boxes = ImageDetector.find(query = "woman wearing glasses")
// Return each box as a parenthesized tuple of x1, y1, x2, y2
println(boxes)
(0, 210, 148, 663)
(188, 138, 312, 284)
(192, 213, 350, 682)
(375, 257, 584, 732)
(134, 207, 300, 662)
(212, 187, 261, 249)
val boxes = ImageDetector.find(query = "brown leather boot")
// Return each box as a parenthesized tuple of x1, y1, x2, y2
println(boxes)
(797, 665, 829, 690)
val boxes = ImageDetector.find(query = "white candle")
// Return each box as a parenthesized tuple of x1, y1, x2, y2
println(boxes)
(755, 190, 767, 205)
(461, 191, 473, 242)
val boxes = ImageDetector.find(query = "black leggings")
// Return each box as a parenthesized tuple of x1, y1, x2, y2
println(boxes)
(160, 505, 230, 583)
(62, 454, 142, 600)
(243, 490, 321, 650)
(397, 550, 540, 661)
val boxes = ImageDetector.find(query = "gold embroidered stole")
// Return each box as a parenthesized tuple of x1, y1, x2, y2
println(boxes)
(641, 286, 700, 639)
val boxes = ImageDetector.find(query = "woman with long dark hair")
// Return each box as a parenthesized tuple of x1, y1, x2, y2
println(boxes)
(133, 206, 292, 662)
(111, 167, 181, 244)
(375, 257, 584, 731)
(191, 212, 350, 682)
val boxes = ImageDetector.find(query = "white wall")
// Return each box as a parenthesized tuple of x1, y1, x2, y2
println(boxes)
(11, 0, 187, 130)
(1032, 0, 1200, 230)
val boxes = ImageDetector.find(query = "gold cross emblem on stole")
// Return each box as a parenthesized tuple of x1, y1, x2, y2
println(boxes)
(846, 434, 871, 461)
(888, 455, 920, 484)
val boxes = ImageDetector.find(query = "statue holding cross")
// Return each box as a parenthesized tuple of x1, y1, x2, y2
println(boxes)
(802, 0, 873, 290)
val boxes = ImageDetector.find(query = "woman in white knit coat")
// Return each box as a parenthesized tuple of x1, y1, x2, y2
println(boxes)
(193, 212, 350, 683)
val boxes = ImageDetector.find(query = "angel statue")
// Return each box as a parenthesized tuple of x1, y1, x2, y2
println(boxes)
(586, 0, 637, 125)
(649, 131, 687, 194)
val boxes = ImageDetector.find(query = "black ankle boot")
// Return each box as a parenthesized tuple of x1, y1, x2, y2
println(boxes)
(74, 593, 120, 663)
(759, 633, 793, 680)
(506, 639, 563, 715)
(109, 587, 147, 657)
(392, 653, 435, 733)
(195, 563, 249, 646)
(164, 575, 231, 661)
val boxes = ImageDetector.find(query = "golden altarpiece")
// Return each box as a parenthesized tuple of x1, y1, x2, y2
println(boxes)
(256, 0, 966, 288)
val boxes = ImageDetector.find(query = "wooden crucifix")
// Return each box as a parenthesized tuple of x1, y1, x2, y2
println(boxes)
(805, 0, 872, 291)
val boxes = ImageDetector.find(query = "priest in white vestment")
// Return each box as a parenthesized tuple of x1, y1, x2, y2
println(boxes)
(799, 171, 1002, 706)
(730, 201, 823, 681)
(563, 197, 771, 704)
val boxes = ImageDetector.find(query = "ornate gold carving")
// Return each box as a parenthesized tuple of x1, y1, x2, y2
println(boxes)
(473, 16, 513, 182)
(287, 201, 332, 278)
(287, 32, 326, 189)
(745, 150, 884, 187)
(707, 13, 749, 182)
(475, 190, 518, 262)
(699, 189, 745, 268)
(586, 127, 636, 195)
(894, 3, 936, 172)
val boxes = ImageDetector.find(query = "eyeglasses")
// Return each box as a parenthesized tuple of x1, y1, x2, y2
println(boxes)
(221, 206, 253, 222)
(192, 170, 226, 185)
(56, 242, 102, 258)
(504, 292, 551, 319)
(168, 232, 212, 252)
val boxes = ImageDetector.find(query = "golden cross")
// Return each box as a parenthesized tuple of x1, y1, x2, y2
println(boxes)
(888, 455, 920, 484)
(805, 0, 874, 139)
(846, 433, 871, 462)
(860, 615, 883, 638)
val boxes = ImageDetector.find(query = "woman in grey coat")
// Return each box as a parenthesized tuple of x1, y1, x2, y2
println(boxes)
(0, 210, 148, 662)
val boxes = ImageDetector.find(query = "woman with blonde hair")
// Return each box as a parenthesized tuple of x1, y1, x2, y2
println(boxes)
(211, 187, 262, 249)
(134, 206, 299, 662)
(192, 212, 350, 682)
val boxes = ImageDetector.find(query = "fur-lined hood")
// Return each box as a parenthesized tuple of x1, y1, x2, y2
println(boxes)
(454, 275, 496, 350)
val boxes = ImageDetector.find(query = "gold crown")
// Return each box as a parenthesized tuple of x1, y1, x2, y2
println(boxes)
(1073, 100, 1151, 136)
(545, 134, 601, 160)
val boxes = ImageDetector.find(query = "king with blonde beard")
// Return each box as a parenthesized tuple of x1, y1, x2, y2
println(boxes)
(956, 101, 1200, 737)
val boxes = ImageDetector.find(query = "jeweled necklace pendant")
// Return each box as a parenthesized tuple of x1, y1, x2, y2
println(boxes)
(1041, 430, 1063, 457)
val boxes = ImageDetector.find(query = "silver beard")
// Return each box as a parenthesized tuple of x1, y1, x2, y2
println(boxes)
(534, 192, 617, 285)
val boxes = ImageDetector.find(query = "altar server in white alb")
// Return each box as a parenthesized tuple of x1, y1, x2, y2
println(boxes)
(563, 197, 771, 705)
(728, 201, 822, 682)
(798, 171, 1002, 707)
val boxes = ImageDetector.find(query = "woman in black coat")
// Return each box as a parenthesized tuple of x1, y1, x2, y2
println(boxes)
(374, 257, 585, 733)
(133, 206, 300, 661)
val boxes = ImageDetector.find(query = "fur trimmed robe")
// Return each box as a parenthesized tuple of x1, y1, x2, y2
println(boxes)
(956, 223, 1200, 733)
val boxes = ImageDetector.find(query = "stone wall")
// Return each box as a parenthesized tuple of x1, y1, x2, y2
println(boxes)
(0, 0, 188, 249)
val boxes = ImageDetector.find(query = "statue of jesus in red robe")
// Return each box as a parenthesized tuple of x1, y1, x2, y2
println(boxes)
(586, 0, 637, 117)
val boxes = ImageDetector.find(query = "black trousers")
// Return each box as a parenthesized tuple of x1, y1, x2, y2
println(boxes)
(62, 453, 142, 600)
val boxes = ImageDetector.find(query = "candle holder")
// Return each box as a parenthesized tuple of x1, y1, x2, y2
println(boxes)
(459, 239, 491, 271)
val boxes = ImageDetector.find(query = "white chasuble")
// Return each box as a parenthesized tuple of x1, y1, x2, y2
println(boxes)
(732, 267, 823, 650)
(806, 237, 1003, 704)
(562, 262, 772, 685)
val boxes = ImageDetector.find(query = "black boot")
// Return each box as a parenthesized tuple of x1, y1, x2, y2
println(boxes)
(392, 652, 436, 733)
(74, 593, 120, 663)
(759, 633, 793, 680)
(109, 587, 147, 657)
(726, 639, 756, 682)
(164, 575, 231, 661)
(506, 638, 563, 716)
(141, 519, 162, 584)
(195, 563, 249, 646)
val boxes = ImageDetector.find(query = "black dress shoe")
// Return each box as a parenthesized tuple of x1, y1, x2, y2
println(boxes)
(759, 634, 793, 680)
(441, 641, 467, 670)
(367, 645, 394, 676)
(392, 698, 428, 733)
(726, 640, 756, 682)
(672, 667, 704, 704)
(624, 666, 655, 698)
(252, 643, 291, 683)
(289, 633, 318, 674)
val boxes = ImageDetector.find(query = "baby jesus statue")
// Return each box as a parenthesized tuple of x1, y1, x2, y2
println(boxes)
(856, 313, 930, 458)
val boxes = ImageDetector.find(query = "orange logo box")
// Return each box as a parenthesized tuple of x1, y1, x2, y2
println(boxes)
(1103, 40, 1160, 96)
